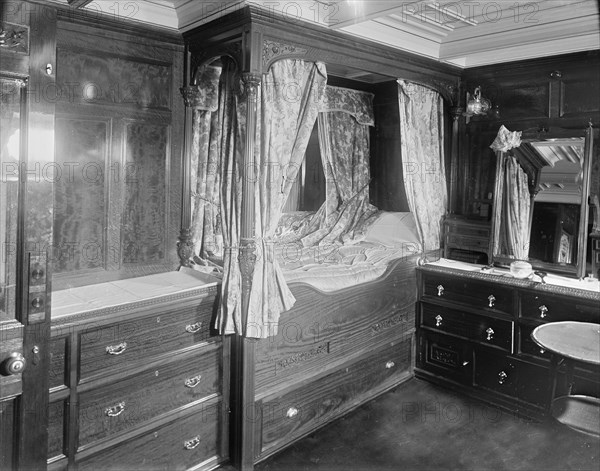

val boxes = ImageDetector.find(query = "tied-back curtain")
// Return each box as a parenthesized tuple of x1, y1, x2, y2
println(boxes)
(187, 61, 245, 336)
(246, 59, 327, 338)
(397, 80, 447, 251)
(500, 155, 531, 260)
(189, 64, 226, 262)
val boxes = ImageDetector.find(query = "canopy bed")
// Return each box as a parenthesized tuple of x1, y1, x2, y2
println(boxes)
(178, 5, 460, 468)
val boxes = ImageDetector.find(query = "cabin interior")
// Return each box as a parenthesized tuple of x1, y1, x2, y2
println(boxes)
(0, 1, 599, 470)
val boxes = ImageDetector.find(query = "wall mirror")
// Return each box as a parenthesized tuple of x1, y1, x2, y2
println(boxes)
(489, 125, 596, 279)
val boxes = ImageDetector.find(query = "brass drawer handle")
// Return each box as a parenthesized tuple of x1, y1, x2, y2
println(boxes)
(183, 436, 200, 450)
(184, 374, 202, 388)
(539, 305, 548, 318)
(105, 402, 125, 417)
(498, 371, 508, 385)
(437, 285, 444, 296)
(385, 361, 395, 369)
(435, 314, 443, 327)
(106, 342, 127, 355)
(488, 295, 496, 308)
(485, 327, 494, 341)
(286, 407, 299, 418)
(185, 322, 203, 334)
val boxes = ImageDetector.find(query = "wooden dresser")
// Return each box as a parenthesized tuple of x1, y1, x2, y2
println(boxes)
(47, 270, 229, 471)
(416, 263, 600, 417)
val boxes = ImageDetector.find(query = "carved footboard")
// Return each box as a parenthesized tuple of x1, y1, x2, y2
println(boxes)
(253, 252, 425, 462)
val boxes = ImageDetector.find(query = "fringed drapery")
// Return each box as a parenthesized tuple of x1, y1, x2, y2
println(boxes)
(499, 155, 531, 260)
(397, 80, 447, 251)
(245, 59, 328, 338)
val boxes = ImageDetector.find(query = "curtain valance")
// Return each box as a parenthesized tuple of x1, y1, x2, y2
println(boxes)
(319, 86, 375, 126)
(185, 66, 223, 111)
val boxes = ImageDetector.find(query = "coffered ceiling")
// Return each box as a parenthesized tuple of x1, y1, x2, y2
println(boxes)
(55, 0, 599, 68)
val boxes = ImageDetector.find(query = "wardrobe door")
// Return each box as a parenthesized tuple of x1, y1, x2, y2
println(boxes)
(0, 3, 55, 468)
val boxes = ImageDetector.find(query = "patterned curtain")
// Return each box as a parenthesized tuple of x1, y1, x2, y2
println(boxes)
(186, 62, 245, 336)
(246, 59, 327, 338)
(301, 104, 378, 247)
(397, 80, 447, 251)
(500, 155, 531, 260)
(189, 64, 226, 262)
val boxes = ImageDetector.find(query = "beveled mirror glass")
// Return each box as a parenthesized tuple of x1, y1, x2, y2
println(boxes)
(489, 126, 595, 278)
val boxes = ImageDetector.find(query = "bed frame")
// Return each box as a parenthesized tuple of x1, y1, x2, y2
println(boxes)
(180, 6, 459, 469)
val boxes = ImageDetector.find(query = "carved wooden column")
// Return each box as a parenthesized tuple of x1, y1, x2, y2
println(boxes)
(449, 105, 463, 214)
(230, 72, 262, 471)
(239, 72, 261, 330)
(177, 57, 197, 267)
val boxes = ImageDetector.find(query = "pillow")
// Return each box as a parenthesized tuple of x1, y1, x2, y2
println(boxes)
(362, 211, 422, 249)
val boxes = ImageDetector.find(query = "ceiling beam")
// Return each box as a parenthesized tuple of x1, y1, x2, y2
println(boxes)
(67, 0, 95, 8)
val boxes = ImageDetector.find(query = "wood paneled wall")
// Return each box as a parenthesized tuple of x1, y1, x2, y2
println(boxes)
(52, 11, 184, 289)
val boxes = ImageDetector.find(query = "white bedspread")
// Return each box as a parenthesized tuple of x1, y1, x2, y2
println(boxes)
(276, 211, 422, 291)
(279, 241, 421, 291)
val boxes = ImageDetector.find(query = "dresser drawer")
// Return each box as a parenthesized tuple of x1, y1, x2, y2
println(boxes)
(519, 292, 599, 323)
(417, 330, 473, 385)
(421, 274, 513, 314)
(446, 234, 489, 252)
(260, 337, 412, 455)
(421, 303, 513, 352)
(78, 345, 221, 447)
(79, 298, 216, 380)
(474, 349, 549, 408)
(77, 400, 223, 471)
(474, 349, 517, 397)
(519, 324, 552, 360)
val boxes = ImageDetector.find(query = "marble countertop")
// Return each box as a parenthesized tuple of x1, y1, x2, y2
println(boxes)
(423, 258, 600, 295)
(52, 267, 220, 318)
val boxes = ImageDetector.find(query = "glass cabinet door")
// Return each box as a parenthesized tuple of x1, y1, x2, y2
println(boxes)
(0, 76, 25, 323)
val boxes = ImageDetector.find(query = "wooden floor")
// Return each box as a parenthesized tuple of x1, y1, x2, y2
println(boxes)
(253, 378, 600, 471)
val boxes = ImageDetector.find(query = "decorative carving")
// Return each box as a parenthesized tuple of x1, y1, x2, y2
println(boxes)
(241, 73, 261, 101)
(177, 227, 194, 268)
(0, 22, 29, 54)
(371, 313, 407, 333)
(180, 85, 220, 110)
(263, 40, 307, 68)
(238, 237, 257, 290)
(276, 342, 330, 370)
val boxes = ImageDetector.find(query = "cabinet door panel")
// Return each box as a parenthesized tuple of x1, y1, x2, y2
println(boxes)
(54, 117, 109, 274)
(418, 331, 473, 385)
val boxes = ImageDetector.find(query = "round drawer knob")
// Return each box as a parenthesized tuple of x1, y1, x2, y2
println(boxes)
(498, 371, 508, 385)
(1, 352, 26, 376)
(31, 297, 44, 309)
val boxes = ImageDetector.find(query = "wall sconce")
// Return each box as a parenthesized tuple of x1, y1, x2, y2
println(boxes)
(464, 86, 493, 122)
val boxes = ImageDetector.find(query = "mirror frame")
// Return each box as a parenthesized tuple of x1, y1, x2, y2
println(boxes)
(488, 125, 595, 279)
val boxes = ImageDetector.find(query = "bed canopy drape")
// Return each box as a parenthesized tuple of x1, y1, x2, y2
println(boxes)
(397, 80, 447, 251)
(186, 60, 446, 338)
(499, 155, 531, 260)
(299, 87, 379, 247)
